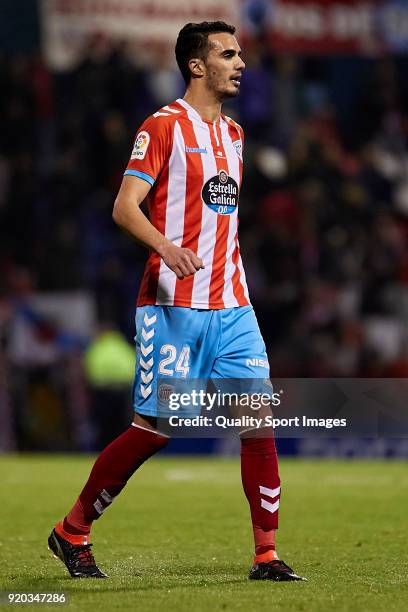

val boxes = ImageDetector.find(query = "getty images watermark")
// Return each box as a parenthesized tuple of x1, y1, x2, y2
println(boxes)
(167, 388, 281, 411)
(155, 378, 408, 438)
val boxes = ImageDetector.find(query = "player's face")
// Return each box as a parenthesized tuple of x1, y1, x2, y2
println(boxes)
(203, 33, 245, 100)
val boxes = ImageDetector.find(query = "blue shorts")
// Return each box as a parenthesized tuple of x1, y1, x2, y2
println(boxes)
(133, 305, 270, 417)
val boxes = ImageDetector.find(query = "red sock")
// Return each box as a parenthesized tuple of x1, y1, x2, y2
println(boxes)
(240, 435, 280, 563)
(58, 424, 169, 542)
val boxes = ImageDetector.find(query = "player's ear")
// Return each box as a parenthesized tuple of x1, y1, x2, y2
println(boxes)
(188, 57, 205, 79)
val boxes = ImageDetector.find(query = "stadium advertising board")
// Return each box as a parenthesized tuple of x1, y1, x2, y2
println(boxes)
(40, 0, 240, 70)
(245, 0, 408, 54)
(42, 0, 408, 68)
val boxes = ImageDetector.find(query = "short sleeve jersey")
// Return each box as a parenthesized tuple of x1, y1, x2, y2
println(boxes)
(125, 98, 250, 309)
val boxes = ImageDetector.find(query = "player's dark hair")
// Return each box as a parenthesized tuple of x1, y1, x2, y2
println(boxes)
(175, 21, 236, 84)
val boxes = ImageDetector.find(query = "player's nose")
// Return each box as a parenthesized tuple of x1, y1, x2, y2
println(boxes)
(237, 56, 245, 71)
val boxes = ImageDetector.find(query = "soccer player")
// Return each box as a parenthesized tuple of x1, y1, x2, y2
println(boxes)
(48, 21, 306, 582)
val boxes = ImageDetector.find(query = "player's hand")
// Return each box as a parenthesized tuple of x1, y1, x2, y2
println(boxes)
(160, 242, 204, 280)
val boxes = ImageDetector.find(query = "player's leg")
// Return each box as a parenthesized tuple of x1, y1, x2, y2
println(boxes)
(48, 307, 172, 578)
(212, 306, 306, 581)
(48, 413, 169, 577)
(49, 305, 216, 578)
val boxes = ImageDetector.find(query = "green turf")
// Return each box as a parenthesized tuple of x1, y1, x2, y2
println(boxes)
(0, 455, 407, 611)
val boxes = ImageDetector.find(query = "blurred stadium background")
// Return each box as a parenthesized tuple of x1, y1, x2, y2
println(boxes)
(1, 0, 408, 457)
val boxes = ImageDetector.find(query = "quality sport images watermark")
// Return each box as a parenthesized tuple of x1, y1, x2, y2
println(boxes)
(166, 413, 348, 431)
(153, 378, 408, 438)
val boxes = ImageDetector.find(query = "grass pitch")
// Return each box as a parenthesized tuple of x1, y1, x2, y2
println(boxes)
(0, 455, 407, 611)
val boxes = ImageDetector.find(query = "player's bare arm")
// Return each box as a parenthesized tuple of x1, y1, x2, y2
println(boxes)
(113, 175, 204, 280)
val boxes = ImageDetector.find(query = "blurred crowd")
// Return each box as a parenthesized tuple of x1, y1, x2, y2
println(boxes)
(1, 36, 408, 380)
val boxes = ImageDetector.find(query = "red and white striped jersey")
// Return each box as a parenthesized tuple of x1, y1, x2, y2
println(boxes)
(124, 98, 250, 309)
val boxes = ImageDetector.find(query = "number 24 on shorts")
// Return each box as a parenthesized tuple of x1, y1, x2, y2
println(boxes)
(158, 345, 190, 377)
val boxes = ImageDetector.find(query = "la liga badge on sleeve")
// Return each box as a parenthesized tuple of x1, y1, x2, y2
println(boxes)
(131, 131, 150, 160)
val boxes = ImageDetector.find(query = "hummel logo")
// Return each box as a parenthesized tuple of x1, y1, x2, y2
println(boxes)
(185, 146, 207, 154)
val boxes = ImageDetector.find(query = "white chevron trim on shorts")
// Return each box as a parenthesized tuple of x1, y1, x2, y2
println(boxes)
(142, 328, 154, 342)
(261, 498, 280, 514)
(141, 384, 152, 399)
(141, 371, 153, 384)
(143, 313, 157, 327)
(140, 357, 153, 370)
(140, 312, 155, 399)
(259, 485, 281, 499)
(141, 343, 153, 357)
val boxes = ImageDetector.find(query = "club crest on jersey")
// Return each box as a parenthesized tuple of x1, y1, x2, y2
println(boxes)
(131, 131, 150, 160)
(158, 384, 175, 402)
(201, 170, 239, 215)
(233, 139, 242, 160)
